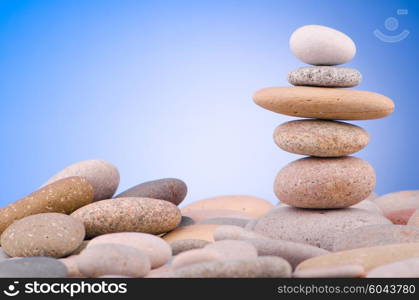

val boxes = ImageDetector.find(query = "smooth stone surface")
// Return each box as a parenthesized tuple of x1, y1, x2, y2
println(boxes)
(0, 257, 68, 277)
(350, 199, 382, 214)
(70, 241, 90, 256)
(71, 197, 181, 238)
(288, 66, 361, 87)
(253, 86, 395, 120)
(178, 216, 195, 227)
(198, 217, 249, 227)
(163, 225, 220, 243)
(275, 157, 376, 208)
(274, 119, 369, 157)
(145, 263, 174, 278)
(408, 209, 419, 226)
(115, 178, 187, 206)
(243, 239, 329, 269)
(0, 177, 93, 235)
(43, 159, 119, 201)
(1, 213, 85, 258)
(251, 207, 391, 251)
(172, 248, 222, 269)
(373, 190, 419, 224)
(0, 248, 10, 261)
(290, 25, 356, 65)
(182, 209, 254, 222)
(170, 239, 210, 255)
(174, 256, 292, 278)
(332, 224, 419, 251)
(59, 256, 84, 277)
(204, 240, 258, 260)
(87, 232, 171, 269)
(214, 225, 270, 241)
(294, 265, 365, 278)
(181, 195, 273, 218)
(367, 257, 419, 278)
(297, 243, 419, 272)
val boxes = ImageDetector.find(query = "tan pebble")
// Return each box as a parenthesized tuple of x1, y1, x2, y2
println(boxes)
(213, 225, 270, 241)
(182, 209, 254, 222)
(170, 239, 210, 255)
(293, 265, 365, 278)
(373, 190, 419, 224)
(204, 240, 257, 260)
(172, 249, 222, 269)
(163, 225, 220, 243)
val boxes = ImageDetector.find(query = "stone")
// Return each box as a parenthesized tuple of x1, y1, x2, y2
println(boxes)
(115, 178, 187, 206)
(293, 265, 365, 278)
(274, 157, 376, 208)
(367, 257, 419, 278)
(204, 240, 258, 260)
(350, 199, 382, 214)
(178, 216, 195, 227)
(1, 213, 85, 258)
(251, 207, 391, 251)
(214, 225, 269, 241)
(0, 177, 93, 235)
(253, 86, 395, 120)
(170, 239, 210, 255)
(163, 224, 220, 243)
(273, 119, 369, 157)
(71, 197, 181, 238)
(243, 239, 329, 269)
(0, 257, 68, 277)
(77, 244, 150, 277)
(43, 159, 119, 201)
(87, 232, 171, 269)
(181, 195, 273, 217)
(198, 217, 249, 227)
(70, 241, 90, 256)
(182, 209, 254, 222)
(332, 224, 419, 251)
(0, 248, 10, 261)
(59, 256, 84, 277)
(173, 256, 292, 278)
(145, 263, 174, 278)
(366, 192, 379, 200)
(289, 25, 356, 65)
(288, 66, 362, 87)
(373, 190, 419, 224)
(172, 248, 222, 269)
(408, 209, 419, 226)
(296, 243, 419, 272)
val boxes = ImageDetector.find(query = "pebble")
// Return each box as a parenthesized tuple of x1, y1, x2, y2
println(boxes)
(296, 243, 419, 272)
(59, 256, 84, 277)
(251, 206, 391, 251)
(146, 263, 174, 278)
(182, 209, 254, 222)
(293, 265, 365, 278)
(288, 66, 362, 87)
(71, 197, 181, 238)
(172, 248, 222, 269)
(0, 257, 68, 277)
(274, 157, 375, 208)
(198, 217, 249, 227)
(373, 190, 419, 224)
(253, 86, 395, 120)
(173, 256, 292, 278)
(0, 176, 93, 235)
(214, 225, 270, 241)
(351, 199, 382, 214)
(178, 216, 195, 227)
(115, 178, 187, 206)
(1, 213, 85, 258)
(87, 232, 171, 269)
(367, 257, 419, 278)
(170, 239, 210, 255)
(243, 239, 329, 269)
(0, 248, 10, 261)
(43, 159, 119, 201)
(332, 224, 419, 251)
(181, 195, 273, 217)
(408, 209, 419, 226)
(204, 240, 258, 260)
(274, 120, 369, 157)
(77, 244, 150, 277)
(163, 224, 220, 243)
(70, 241, 90, 255)
(289, 25, 356, 65)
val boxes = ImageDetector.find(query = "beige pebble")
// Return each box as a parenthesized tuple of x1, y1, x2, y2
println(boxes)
(59, 256, 84, 278)
(367, 257, 419, 278)
(163, 225, 220, 243)
(213, 225, 269, 241)
(373, 190, 419, 224)
(182, 209, 254, 222)
(204, 240, 257, 260)
(293, 265, 365, 278)
(170, 239, 210, 255)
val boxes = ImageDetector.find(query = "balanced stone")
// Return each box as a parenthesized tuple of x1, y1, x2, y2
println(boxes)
(253, 86, 394, 120)
(373, 190, 419, 224)
(289, 25, 356, 65)
(273, 119, 369, 157)
(0, 177, 93, 235)
(0, 257, 68, 277)
(1, 213, 85, 258)
(43, 159, 119, 201)
(274, 157, 375, 208)
(288, 66, 361, 87)
(170, 239, 210, 255)
(71, 197, 181, 237)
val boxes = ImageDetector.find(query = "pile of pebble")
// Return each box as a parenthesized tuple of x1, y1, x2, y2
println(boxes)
(0, 25, 418, 279)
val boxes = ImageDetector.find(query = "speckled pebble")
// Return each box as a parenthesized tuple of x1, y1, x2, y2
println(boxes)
(373, 190, 419, 224)
(0, 257, 68, 277)
(172, 248, 222, 269)
(213, 225, 270, 241)
(198, 217, 249, 227)
(204, 240, 258, 260)
(293, 265, 365, 278)
(170, 239, 210, 255)
(288, 66, 361, 87)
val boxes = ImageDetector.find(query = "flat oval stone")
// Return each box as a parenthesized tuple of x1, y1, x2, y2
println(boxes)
(173, 256, 292, 278)
(172, 248, 222, 269)
(332, 224, 419, 251)
(71, 197, 181, 238)
(0, 177, 93, 235)
(1, 213, 85, 258)
(182, 209, 254, 222)
(77, 244, 150, 277)
(275, 157, 376, 208)
(367, 257, 419, 278)
(294, 265, 365, 278)
(181, 195, 273, 217)
(296, 243, 419, 272)
(43, 159, 119, 201)
(87, 232, 171, 269)
(115, 178, 187, 206)
(170, 239, 210, 255)
(373, 190, 419, 224)
(198, 217, 249, 227)
(204, 240, 258, 260)
(274, 119, 369, 157)
(251, 207, 391, 251)
(213, 225, 270, 241)
(163, 224, 220, 243)
(290, 25, 356, 65)
(288, 66, 362, 87)
(253, 86, 395, 120)
(0, 257, 68, 277)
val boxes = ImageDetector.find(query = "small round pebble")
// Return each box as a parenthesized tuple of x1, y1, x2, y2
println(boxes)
(198, 217, 249, 227)
(373, 190, 419, 224)
(204, 240, 258, 260)
(288, 66, 362, 87)
(172, 248, 222, 269)
(293, 265, 365, 278)
(0, 257, 68, 278)
(213, 225, 270, 241)
(367, 257, 419, 278)
(170, 239, 210, 255)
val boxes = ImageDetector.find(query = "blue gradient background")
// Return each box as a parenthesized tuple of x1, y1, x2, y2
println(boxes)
(1, 0, 418, 207)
